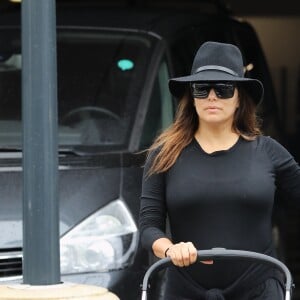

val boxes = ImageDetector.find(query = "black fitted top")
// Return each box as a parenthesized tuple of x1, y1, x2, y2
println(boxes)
(139, 136, 300, 289)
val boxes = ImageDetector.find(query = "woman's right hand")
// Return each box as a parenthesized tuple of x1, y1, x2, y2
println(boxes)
(165, 242, 214, 267)
(165, 242, 197, 267)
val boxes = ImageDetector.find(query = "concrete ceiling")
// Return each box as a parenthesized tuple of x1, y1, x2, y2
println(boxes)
(0, 0, 299, 16)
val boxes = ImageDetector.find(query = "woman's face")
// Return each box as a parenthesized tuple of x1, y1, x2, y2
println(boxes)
(192, 82, 239, 127)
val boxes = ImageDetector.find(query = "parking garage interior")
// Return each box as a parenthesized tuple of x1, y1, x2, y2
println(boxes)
(0, 0, 299, 299)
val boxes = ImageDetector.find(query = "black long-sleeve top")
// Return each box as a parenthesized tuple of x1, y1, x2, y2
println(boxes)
(139, 136, 300, 289)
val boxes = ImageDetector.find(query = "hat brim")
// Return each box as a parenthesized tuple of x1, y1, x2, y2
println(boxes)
(168, 70, 264, 105)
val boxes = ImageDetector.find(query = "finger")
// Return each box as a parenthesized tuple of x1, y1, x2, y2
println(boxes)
(187, 242, 197, 264)
(200, 260, 214, 265)
(173, 252, 185, 267)
(168, 245, 183, 267)
(180, 244, 191, 266)
(175, 244, 185, 267)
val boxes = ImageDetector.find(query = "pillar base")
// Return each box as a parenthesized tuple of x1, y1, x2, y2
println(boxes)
(0, 282, 119, 299)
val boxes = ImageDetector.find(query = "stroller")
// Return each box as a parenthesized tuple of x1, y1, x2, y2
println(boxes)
(141, 248, 293, 300)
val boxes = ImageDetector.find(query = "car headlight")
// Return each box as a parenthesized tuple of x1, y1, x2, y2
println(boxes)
(60, 199, 138, 274)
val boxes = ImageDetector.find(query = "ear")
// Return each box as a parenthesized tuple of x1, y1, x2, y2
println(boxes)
(236, 95, 240, 108)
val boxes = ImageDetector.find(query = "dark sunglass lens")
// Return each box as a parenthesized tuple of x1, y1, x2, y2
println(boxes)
(191, 83, 210, 98)
(214, 83, 235, 99)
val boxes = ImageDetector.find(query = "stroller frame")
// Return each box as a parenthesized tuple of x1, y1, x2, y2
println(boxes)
(141, 248, 293, 300)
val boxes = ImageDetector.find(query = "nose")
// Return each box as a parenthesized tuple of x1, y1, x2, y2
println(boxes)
(207, 88, 217, 100)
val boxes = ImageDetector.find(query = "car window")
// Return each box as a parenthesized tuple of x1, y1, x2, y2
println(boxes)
(139, 60, 174, 149)
(0, 28, 157, 150)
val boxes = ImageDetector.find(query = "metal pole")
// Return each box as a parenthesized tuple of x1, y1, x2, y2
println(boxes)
(21, 0, 60, 284)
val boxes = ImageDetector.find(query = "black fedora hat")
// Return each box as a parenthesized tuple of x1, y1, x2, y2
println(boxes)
(168, 41, 264, 105)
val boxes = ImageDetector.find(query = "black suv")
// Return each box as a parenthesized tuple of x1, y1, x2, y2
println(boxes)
(0, 2, 282, 299)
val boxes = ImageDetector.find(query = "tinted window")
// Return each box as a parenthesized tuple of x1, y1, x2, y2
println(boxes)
(140, 60, 174, 149)
(0, 28, 156, 150)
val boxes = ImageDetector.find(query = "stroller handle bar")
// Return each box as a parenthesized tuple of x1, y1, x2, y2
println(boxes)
(141, 248, 293, 300)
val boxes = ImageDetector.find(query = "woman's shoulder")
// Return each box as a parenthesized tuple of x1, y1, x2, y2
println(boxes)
(144, 146, 161, 166)
(240, 135, 291, 158)
(255, 135, 286, 150)
(255, 135, 294, 162)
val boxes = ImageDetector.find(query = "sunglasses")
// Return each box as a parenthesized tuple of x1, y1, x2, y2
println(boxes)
(190, 82, 236, 99)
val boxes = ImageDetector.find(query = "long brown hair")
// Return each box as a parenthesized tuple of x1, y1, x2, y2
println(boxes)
(147, 86, 262, 175)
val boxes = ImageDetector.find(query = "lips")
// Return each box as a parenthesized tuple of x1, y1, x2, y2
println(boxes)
(205, 106, 220, 110)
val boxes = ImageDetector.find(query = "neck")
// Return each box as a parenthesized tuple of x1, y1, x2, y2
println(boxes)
(194, 124, 239, 153)
(196, 122, 237, 139)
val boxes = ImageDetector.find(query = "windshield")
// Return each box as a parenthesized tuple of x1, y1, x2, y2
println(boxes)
(0, 28, 156, 151)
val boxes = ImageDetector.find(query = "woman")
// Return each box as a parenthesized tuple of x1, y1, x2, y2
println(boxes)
(139, 41, 300, 299)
